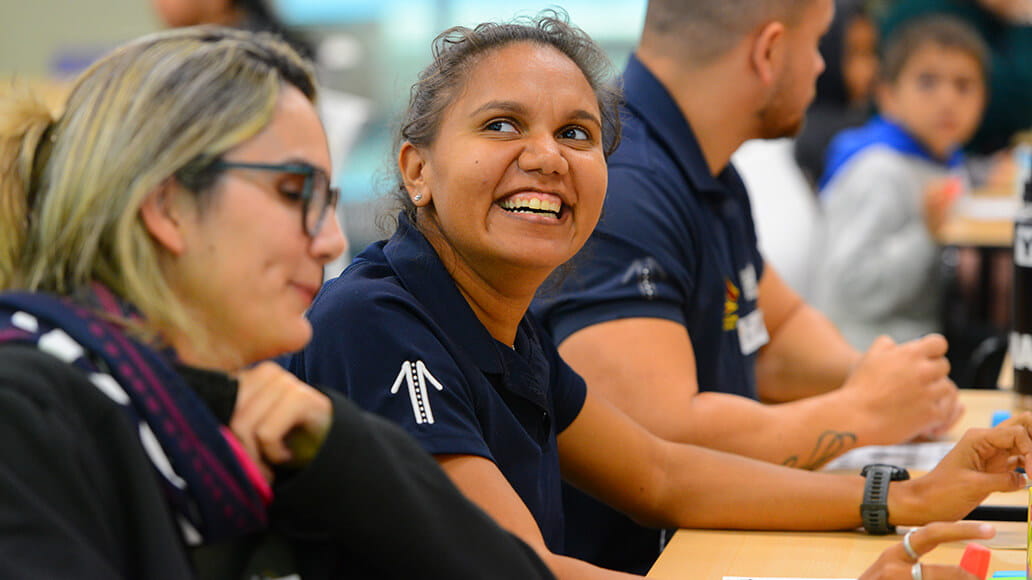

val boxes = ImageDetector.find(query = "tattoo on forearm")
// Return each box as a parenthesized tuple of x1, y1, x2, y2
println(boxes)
(781, 430, 858, 470)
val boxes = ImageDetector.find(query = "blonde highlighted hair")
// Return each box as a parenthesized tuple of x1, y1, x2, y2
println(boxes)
(0, 26, 316, 344)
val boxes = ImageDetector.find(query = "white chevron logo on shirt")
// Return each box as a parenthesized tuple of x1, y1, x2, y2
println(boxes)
(390, 360, 444, 424)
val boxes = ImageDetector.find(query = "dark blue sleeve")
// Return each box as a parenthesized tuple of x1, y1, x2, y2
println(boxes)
(551, 352, 588, 435)
(289, 277, 493, 461)
(535, 165, 697, 344)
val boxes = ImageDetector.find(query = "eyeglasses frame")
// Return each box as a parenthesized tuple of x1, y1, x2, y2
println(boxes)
(207, 160, 340, 238)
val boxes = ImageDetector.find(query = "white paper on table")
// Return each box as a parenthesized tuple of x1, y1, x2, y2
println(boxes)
(820, 441, 954, 472)
(953, 195, 1019, 221)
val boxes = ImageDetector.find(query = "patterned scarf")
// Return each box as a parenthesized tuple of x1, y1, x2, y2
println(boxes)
(0, 285, 269, 545)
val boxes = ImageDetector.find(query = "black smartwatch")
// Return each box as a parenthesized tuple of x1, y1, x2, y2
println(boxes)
(860, 464, 910, 535)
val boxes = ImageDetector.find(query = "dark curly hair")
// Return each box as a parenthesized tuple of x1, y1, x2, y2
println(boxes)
(387, 10, 622, 226)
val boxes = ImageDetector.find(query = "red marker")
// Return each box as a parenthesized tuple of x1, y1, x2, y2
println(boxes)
(943, 176, 964, 202)
(959, 542, 991, 580)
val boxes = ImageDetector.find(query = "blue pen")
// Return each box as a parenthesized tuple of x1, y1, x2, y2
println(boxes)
(991, 410, 1012, 427)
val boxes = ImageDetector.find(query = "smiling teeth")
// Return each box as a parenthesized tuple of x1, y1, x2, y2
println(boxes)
(500, 198, 562, 215)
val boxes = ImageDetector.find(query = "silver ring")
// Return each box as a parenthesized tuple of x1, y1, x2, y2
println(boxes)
(903, 528, 920, 561)
(911, 562, 923, 580)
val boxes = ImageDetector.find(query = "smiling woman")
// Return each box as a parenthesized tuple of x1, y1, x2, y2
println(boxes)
(398, 39, 610, 303)
(288, 18, 627, 575)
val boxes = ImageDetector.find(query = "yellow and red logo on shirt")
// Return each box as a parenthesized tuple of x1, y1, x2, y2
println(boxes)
(723, 278, 739, 331)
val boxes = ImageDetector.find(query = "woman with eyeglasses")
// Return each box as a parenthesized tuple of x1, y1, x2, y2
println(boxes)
(0, 26, 553, 579)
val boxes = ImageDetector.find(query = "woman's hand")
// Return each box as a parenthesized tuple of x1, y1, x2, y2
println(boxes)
(231, 361, 333, 480)
(892, 414, 1032, 524)
(859, 522, 993, 580)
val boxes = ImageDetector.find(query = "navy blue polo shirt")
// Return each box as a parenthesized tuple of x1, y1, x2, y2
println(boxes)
(533, 55, 767, 573)
(288, 214, 587, 553)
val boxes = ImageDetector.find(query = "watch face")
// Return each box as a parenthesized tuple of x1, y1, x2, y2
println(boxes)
(862, 464, 909, 481)
(888, 466, 910, 481)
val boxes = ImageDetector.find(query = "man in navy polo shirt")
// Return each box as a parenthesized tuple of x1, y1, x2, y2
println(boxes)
(535, 0, 961, 573)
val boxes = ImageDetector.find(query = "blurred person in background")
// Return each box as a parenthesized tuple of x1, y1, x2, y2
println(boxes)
(152, 0, 315, 57)
(813, 16, 988, 350)
(882, 0, 1032, 155)
(796, 0, 880, 187)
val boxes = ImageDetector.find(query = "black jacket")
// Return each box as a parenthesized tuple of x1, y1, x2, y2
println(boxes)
(0, 344, 554, 579)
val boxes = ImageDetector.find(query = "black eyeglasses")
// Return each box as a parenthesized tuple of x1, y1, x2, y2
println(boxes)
(208, 160, 340, 237)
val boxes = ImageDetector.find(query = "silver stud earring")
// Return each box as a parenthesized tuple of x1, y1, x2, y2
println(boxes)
(413, 194, 423, 203)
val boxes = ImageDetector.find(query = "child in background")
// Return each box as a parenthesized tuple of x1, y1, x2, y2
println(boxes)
(813, 15, 988, 350)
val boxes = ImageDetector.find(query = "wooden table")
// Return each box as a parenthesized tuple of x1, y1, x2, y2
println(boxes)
(648, 390, 1030, 578)
(940, 215, 1013, 249)
(939, 184, 1017, 249)
(647, 521, 1027, 579)
(954, 388, 1019, 433)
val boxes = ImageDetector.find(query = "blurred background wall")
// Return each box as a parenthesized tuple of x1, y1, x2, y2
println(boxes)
(1, 1, 156, 76)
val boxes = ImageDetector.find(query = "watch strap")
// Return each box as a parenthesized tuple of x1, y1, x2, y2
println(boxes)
(860, 464, 908, 535)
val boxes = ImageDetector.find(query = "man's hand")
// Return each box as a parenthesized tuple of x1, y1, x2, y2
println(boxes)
(841, 334, 961, 445)
(231, 362, 333, 481)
